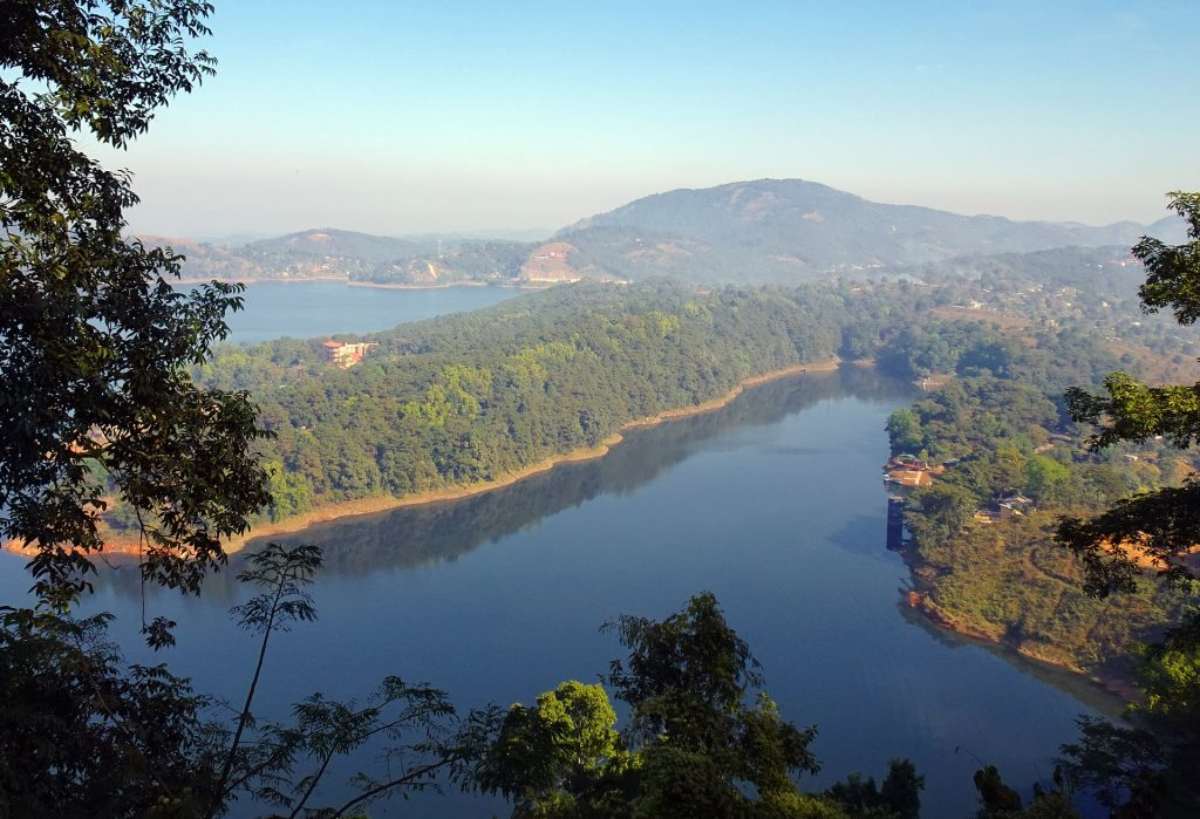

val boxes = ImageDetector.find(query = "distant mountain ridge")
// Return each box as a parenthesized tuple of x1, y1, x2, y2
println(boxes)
(149, 179, 1187, 286)
(552, 179, 1185, 282)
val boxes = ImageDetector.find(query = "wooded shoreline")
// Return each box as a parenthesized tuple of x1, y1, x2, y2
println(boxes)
(903, 588, 1138, 701)
(225, 357, 842, 550)
(4, 358, 841, 558)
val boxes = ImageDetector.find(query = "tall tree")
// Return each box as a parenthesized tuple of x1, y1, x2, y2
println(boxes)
(1057, 193, 1200, 596)
(473, 593, 921, 818)
(0, 6, 499, 816)
(0, 544, 495, 818)
(0, 1, 270, 612)
(1055, 192, 1200, 813)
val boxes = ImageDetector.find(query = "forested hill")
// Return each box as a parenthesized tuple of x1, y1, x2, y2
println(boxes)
(887, 245, 1151, 296)
(187, 282, 851, 526)
(152, 180, 1186, 288)
(554, 179, 1187, 283)
(148, 229, 536, 286)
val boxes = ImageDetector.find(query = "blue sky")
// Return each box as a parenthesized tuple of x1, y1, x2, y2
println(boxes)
(100, 1, 1200, 237)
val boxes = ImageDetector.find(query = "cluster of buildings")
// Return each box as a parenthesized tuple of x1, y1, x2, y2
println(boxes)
(883, 453, 1039, 549)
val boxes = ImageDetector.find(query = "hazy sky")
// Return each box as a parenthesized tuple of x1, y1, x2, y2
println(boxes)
(97, 0, 1200, 238)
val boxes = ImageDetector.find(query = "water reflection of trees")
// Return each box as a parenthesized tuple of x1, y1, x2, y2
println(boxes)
(264, 367, 910, 577)
(100, 367, 910, 598)
(894, 601, 1126, 719)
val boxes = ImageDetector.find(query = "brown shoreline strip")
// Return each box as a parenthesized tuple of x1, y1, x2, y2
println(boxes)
(5, 358, 840, 558)
(221, 358, 840, 550)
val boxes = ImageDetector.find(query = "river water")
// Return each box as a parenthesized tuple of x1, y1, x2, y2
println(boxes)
(0, 284, 1120, 817)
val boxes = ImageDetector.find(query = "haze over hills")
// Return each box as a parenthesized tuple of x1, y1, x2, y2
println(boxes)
(145, 229, 533, 285)
(154, 179, 1186, 287)
(559, 179, 1188, 281)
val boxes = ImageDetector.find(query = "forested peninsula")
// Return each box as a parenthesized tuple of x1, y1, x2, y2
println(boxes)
(880, 326, 1197, 691)
(176, 281, 859, 541)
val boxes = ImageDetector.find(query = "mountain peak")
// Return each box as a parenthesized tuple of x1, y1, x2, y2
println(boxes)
(165, 180, 1182, 287)
(553, 179, 1173, 284)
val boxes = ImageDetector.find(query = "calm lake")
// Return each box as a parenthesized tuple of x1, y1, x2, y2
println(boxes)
(0, 284, 1121, 817)
(213, 280, 519, 344)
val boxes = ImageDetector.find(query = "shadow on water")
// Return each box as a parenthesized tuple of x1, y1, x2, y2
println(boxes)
(96, 366, 912, 600)
(257, 366, 913, 576)
(828, 513, 899, 563)
(894, 601, 1127, 720)
(70, 363, 1136, 818)
(89, 362, 1126, 723)
(823, 498, 1127, 718)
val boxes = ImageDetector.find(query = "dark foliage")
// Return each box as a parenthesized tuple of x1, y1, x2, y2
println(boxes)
(1056, 193, 1200, 597)
(0, 606, 218, 818)
(1, 0, 270, 608)
(472, 593, 919, 818)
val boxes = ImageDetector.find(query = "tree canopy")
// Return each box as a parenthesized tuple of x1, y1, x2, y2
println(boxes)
(1, 0, 270, 610)
(1049, 192, 1200, 813)
(474, 592, 922, 819)
(0, 6, 487, 817)
(1057, 193, 1200, 596)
